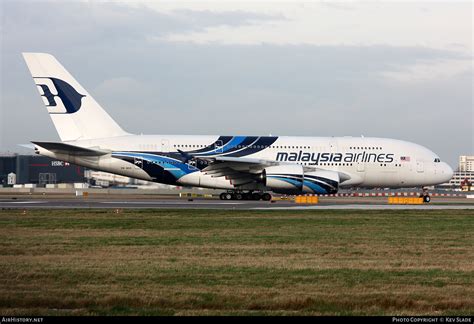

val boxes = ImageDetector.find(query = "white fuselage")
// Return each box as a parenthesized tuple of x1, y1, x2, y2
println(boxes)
(36, 134, 453, 192)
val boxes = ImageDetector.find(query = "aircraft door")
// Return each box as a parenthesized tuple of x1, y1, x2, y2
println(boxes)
(329, 139, 338, 153)
(161, 139, 170, 153)
(214, 140, 224, 154)
(133, 157, 144, 169)
(416, 160, 424, 173)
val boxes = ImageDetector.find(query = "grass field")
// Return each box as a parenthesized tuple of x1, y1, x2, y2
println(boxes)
(0, 208, 473, 316)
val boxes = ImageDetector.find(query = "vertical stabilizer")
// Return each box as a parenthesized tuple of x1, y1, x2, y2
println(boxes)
(23, 53, 129, 141)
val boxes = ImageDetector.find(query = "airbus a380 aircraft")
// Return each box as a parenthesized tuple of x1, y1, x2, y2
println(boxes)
(22, 53, 453, 202)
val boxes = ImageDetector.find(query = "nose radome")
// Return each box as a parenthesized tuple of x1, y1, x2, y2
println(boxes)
(441, 162, 454, 183)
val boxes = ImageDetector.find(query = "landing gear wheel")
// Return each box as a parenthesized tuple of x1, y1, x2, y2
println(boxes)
(419, 187, 431, 203)
(220, 191, 269, 201)
(252, 192, 262, 201)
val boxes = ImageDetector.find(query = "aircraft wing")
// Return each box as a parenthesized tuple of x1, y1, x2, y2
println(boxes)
(202, 156, 319, 172)
(199, 156, 322, 186)
(32, 141, 110, 156)
(198, 156, 272, 186)
(199, 156, 351, 186)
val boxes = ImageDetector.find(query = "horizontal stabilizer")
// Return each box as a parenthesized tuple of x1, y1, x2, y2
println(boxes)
(18, 144, 36, 150)
(31, 141, 109, 156)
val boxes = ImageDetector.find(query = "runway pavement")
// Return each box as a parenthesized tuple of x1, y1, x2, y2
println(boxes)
(1, 197, 473, 209)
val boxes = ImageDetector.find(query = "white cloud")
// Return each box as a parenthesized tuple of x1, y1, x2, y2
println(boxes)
(381, 59, 473, 83)
(137, 2, 472, 53)
(95, 77, 145, 95)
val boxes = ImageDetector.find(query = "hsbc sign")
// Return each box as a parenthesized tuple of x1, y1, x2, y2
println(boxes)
(51, 161, 70, 167)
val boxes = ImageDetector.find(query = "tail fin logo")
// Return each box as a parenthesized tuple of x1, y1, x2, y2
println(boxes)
(34, 77, 85, 114)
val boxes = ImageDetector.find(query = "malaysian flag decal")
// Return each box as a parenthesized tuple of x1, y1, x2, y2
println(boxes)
(401, 156, 411, 162)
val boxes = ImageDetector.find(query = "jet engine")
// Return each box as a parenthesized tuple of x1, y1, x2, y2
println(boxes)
(262, 165, 339, 194)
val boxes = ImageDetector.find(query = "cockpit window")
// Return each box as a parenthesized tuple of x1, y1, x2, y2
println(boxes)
(434, 158, 441, 163)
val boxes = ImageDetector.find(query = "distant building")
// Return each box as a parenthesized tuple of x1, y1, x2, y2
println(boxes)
(440, 155, 474, 190)
(0, 154, 85, 186)
(446, 171, 474, 187)
(459, 155, 474, 172)
(0, 153, 172, 188)
(0, 154, 19, 186)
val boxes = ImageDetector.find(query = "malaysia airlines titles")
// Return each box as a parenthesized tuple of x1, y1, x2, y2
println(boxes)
(276, 150, 395, 164)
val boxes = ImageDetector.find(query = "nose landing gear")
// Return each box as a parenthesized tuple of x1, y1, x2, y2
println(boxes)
(419, 187, 431, 203)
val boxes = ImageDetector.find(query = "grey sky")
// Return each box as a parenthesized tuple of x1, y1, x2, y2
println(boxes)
(0, 1, 472, 168)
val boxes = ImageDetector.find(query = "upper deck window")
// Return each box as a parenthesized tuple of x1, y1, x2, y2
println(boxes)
(434, 158, 441, 163)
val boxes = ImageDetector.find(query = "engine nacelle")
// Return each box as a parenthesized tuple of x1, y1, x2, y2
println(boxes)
(263, 165, 339, 194)
(264, 164, 304, 192)
(303, 170, 339, 194)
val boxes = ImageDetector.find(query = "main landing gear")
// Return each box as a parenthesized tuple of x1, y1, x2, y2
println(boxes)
(419, 187, 431, 203)
(219, 191, 272, 201)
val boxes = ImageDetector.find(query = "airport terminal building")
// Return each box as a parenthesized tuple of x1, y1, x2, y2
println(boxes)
(0, 153, 162, 188)
(445, 155, 474, 190)
(0, 153, 85, 186)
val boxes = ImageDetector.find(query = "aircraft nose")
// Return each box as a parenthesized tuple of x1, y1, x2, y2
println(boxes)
(440, 162, 454, 183)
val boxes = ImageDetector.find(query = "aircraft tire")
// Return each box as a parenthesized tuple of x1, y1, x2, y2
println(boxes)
(262, 193, 272, 201)
(252, 192, 262, 200)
